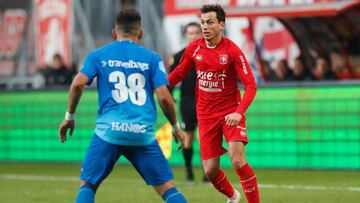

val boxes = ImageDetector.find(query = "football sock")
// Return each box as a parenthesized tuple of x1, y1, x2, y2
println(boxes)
(208, 169, 234, 198)
(162, 187, 187, 203)
(183, 148, 193, 168)
(235, 163, 260, 203)
(75, 185, 95, 203)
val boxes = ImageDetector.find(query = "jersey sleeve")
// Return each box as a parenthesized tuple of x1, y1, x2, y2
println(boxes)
(80, 51, 97, 85)
(150, 55, 169, 90)
(232, 46, 257, 115)
(168, 45, 196, 88)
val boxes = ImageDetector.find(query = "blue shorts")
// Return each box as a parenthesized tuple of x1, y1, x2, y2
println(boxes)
(80, 134, 174, 186)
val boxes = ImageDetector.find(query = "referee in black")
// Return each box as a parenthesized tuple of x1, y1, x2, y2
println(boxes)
(169, 22, 207, 182)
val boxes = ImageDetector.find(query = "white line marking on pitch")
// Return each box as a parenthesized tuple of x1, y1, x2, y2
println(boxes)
(0, 174, 79, 182)
(257, 183, 360, 192)
(1, 174, 359, 192)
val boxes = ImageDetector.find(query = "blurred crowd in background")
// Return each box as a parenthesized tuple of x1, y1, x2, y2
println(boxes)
(39, 47, 357, 88)
(0, 0, 360, 90)
(260, 48, 355, 82)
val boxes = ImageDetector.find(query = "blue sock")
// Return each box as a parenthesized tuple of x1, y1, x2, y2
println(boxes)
(75, 185, 95, 203)
(162, 187, 187, 203)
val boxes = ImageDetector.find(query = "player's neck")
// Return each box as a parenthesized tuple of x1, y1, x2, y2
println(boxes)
(117, 36, 139, 43)
(205, 35, 222, 48)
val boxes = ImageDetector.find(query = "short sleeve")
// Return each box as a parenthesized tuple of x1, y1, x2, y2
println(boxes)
(80, 52, 97, 85)
(151, 55, 169, 90)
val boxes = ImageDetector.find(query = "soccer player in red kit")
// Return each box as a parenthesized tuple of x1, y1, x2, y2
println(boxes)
(168, 4, 259, 203)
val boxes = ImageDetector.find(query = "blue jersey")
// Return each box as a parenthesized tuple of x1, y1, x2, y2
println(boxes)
(80, 40, 168, 146)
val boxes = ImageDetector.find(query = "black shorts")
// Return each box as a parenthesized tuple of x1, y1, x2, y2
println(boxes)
(180, 96, 197, 132)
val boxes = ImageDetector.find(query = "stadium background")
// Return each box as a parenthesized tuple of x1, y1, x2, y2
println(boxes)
(0, 0, 360, 202)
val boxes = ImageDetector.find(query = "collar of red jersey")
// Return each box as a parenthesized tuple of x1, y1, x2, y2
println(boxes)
(204, 36, 223, 49)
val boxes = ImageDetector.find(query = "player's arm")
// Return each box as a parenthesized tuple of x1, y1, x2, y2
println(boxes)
(168, 45, 196, 88)
(58, 73, 89, 143)
(225, 48, 257, 126)
(155, 85, 185, 150)
(235, 50, 257, 114)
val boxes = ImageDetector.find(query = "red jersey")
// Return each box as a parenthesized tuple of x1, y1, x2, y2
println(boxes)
(168, 37, 257, 119)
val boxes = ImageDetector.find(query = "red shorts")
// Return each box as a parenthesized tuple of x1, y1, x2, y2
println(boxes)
(198, 115, 248, 160)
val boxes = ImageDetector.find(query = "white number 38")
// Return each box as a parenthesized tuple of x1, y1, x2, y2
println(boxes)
(109, 71, 146, 106)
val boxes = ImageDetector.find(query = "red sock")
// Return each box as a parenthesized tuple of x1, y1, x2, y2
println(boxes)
(208, 169, 234, 198)
(235, 163, 260, 203)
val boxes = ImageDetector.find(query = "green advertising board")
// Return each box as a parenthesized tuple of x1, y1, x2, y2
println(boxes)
(0, 85, 359, 169)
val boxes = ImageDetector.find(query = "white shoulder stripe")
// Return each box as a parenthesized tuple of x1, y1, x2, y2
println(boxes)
(192, 45, 200, 57)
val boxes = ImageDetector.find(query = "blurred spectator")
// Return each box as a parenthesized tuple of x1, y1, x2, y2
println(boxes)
(274, 59, 292, 81)
(42, 53, 73, 86)
(312, 55, 337, 80)
(329, 49, 351, 79)
(292, 55, 311, 81)
(259, 59, 276, 82)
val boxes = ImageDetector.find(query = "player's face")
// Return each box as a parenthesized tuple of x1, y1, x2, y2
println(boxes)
(185, 25, 202, 43)
(200, 12, 224, 41)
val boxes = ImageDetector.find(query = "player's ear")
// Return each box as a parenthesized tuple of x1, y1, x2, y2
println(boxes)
(219, 21, 225, 32)
(112, 29, 117, 40)
(138, 29, 143, 40)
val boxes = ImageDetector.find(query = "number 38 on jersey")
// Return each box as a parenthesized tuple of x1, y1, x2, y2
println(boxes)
(109, 71, 146, 106)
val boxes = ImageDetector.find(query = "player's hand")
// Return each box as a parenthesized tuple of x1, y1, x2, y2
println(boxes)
(172, 129, 185, 151)
(225, 112, 242, 126)
(58, 120, 75, 143)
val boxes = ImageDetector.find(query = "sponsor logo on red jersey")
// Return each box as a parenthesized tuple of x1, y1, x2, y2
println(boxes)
(195, 54, 202, 61)
(197, 70, 226, 92)
(239, 55, 248, 75)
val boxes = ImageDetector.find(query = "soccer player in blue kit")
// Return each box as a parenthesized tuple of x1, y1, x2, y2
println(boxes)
(58, 8, 187, 203)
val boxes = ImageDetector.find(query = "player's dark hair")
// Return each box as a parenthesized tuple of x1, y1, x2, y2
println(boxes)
(184, 22, 201, 34)
(200, 4, 226, 23)
(115, 7, 141, 36)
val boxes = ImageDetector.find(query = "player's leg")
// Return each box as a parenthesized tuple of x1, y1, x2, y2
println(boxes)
(183, 130, 195, 181)
(76, 182, 96, 203)
(202, 156, 235, 199)
(224, 121, 260, 203)
(199, 117, 234, 198)
(124, 140, 187, 202)
(76, 134, 121, 203)
(193, 115, 208, 182)
(180, 97, 196, 181)
(228, 141, 259, 203)
(154, 181, 187, 203)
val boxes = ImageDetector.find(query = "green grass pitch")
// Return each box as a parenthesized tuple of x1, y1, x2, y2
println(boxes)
(0, 163, 359, 203)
